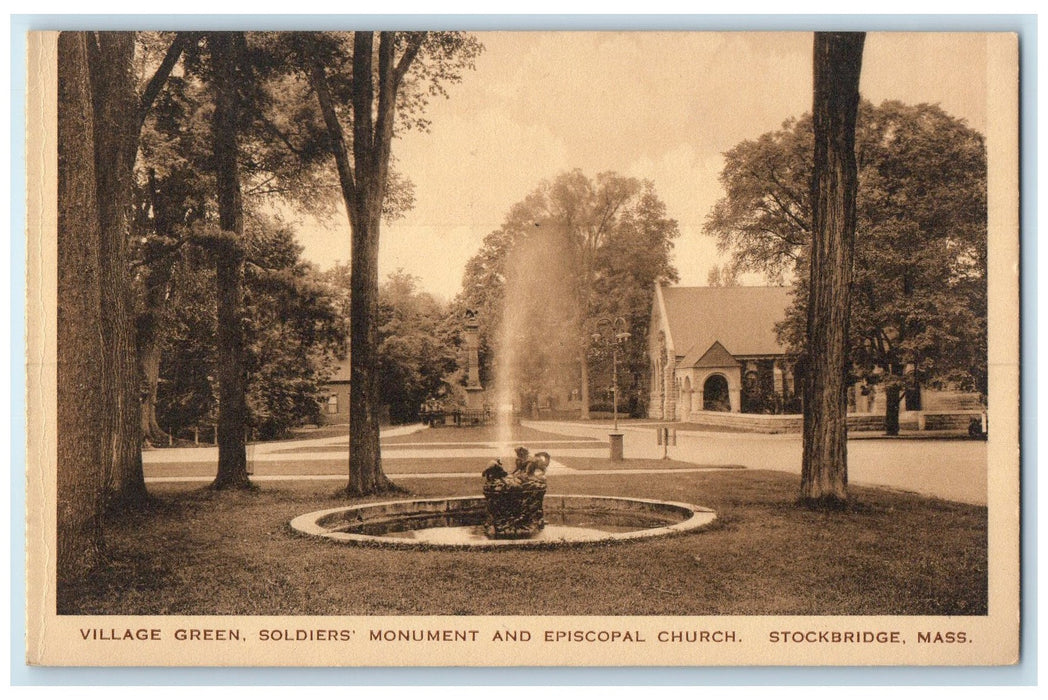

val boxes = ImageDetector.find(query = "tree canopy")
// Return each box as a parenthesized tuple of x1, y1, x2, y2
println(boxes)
(705, 99, 987, 432)
(376, 271, 459, 424)
(128, 31, 480, 492)
(320, 266, 459, 425)
(154, 214, 344, 441)
(460, 170, 679, 416)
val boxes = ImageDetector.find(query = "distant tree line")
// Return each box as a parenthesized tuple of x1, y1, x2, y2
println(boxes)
(458, 169, 680, 418)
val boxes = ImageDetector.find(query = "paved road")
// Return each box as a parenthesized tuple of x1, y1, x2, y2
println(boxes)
(529, 420, 987, 505)
(142, 420, 987, 505)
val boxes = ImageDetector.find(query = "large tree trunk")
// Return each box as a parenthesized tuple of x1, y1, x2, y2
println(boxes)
(56, 31, 186, 585)
(57, 32, 109, 587)
(800, 32, 865, 506)
(138, 334, 167, 444)
(209, 32, 251, 489)
(136, 166, 189, 447)
(88, 32, 148, 506)
(346, 207, 392, 494)
(307, 31, 424, 496)
(136, 252, 175, 446)
(344, 31, 395, 495)
(128, 38, 190, 451)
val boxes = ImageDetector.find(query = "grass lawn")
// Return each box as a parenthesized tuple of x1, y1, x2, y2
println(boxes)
(146, 460, 350, 478)
(62, 468, 986, 617)
(384, 457, 490, 474)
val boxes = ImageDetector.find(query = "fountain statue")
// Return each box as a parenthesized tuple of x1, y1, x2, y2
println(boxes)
(482, 446, 550, 539)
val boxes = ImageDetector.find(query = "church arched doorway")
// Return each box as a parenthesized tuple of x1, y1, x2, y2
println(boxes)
(703, 374, 730, 412)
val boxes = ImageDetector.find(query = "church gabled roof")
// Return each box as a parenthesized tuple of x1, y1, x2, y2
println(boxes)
(680, 340, 739, 369)
(659, 285, 793, 359)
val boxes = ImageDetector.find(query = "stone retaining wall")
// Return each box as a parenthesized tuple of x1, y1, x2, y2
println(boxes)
(918, 411, 987, 431)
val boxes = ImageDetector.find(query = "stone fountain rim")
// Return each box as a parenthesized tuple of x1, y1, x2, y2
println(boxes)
(289, 494, 717, 550)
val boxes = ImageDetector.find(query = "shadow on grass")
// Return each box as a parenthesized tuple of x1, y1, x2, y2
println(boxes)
(60, 470, 987, 617)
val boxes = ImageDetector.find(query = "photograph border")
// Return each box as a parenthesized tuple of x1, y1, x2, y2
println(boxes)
(10, 11, 1038, 685)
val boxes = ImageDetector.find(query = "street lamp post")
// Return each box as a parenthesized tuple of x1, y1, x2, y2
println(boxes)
(593, 316, 631, 460)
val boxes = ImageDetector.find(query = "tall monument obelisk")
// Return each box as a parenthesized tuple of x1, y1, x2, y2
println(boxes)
(463, 309, 485, 409)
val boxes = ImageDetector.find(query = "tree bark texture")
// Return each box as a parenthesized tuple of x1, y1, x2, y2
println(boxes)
(56, 31, 190, 586)
(209, 32, 251, 489)
(136, 164, 193, 446)
(87, 32, 148, 505)
(346, 200, 389, 495)
(135, 207, 176, 445)
(308, 31, 424, 495)
(127, 38, 190, 448)
(136, 247, 176, 445)
(56, 32, 109, 586)
(800, 32, 865, 504)
(137, 331, 167, 444)
(345, 32, 391, 495)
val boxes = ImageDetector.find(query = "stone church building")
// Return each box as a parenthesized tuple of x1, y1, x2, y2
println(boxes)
(648, 284, 797, 421)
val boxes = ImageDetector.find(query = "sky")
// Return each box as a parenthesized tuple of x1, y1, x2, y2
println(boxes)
(290, 32, 990, 300)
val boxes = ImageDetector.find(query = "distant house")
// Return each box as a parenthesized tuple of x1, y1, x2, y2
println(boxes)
(318, 359, 351, 425)
(648, 284, 797, 420)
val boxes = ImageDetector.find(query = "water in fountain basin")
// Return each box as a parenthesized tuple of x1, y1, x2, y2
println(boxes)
(359, 509, 680, 544)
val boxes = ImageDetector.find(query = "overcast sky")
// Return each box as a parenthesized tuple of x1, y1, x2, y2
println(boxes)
(291, 31, 989, 300)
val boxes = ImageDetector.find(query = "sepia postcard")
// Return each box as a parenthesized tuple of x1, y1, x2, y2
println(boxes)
(24, 28, 1021, 668)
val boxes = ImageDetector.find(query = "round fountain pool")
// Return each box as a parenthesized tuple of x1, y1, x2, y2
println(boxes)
(290, 495, 717, 549)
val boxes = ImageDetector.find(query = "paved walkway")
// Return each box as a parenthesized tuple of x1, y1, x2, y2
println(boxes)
(142, 420, 987, 505)
(141, 423, 424, 463)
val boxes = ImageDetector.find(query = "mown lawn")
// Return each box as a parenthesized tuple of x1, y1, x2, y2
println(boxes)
(60, 468, 987, 617)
